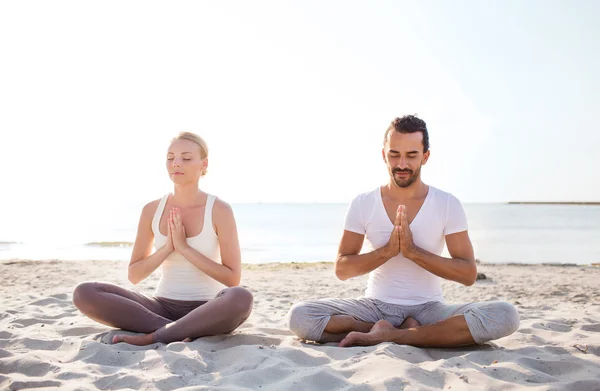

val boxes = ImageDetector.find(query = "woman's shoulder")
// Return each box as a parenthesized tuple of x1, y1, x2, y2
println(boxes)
(140, 197, 164, 219)
(212, 196, 232, 213)
(210, 196, 235, 221)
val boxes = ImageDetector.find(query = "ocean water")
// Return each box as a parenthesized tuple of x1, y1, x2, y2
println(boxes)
(1, 203, 599, 265)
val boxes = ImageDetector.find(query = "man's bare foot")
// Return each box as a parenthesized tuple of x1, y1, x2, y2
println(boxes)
(339, 320, 397, 347)
(112, 333, 154, 346)
(399, 317, 420, 329)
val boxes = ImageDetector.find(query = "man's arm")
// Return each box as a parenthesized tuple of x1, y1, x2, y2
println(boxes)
(335, 206, 403, 281)
(406, 231, 476, 286)
(397, 205, 476, 286)
(334, 231, 388, 281)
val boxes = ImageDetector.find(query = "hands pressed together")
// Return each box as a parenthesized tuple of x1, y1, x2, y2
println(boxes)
(165, 208, 189, 253)
(384, 205, 417, 260)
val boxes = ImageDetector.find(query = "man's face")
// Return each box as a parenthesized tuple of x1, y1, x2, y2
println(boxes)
(382, 131, 430, 188)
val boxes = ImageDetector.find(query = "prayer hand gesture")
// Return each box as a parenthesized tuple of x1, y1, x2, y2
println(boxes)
(169, 208, 189, 252)
(382, 206, 402, 259)
(398, 205, 417, 259)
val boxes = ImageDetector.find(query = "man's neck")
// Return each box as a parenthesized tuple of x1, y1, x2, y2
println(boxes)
(384, 179, 428, 201)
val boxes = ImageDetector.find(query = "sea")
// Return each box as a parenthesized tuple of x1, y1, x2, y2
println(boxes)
(1, 203, 599, 265)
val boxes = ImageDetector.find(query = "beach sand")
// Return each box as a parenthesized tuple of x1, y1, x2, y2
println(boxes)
(1, 260, 599, 390)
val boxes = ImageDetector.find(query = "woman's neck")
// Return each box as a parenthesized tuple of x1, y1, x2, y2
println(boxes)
(172, 183, 203, 207)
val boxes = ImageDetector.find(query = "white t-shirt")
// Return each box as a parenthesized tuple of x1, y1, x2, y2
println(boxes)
(344, 186, 468, 305)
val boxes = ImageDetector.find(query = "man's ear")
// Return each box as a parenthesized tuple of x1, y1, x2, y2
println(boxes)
(422, 150, 431, 165)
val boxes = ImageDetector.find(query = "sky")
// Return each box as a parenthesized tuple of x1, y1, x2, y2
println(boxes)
(1, 0, 599, 214)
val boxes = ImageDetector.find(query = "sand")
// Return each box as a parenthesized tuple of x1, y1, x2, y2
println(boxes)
(1, 260, 599, 390)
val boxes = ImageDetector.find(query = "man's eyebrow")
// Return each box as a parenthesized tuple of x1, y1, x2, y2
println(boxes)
(389, 149, 419, 154)
(167, 152, 193, 154)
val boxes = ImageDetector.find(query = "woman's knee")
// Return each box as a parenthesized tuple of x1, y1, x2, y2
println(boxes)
(72, 282, 99, 311)
(222, 286, 254, 316)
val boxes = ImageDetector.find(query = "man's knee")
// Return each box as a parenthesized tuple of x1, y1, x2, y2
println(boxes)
(467, 301, 520, 343)
(286, 302, 314, 340)
(498, 301, 520, 336)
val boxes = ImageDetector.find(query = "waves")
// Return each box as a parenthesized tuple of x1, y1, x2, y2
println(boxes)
(84, 241, 134, 248)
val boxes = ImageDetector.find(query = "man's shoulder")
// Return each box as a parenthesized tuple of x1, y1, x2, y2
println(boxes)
(350, 187, 381, 206)
(428, 186, 462, 204)
(426, 186, 466, 218)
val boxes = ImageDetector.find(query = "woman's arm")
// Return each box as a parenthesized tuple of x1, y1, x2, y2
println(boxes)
(172, 200, 241, 287)
(127, 200, 173, 285)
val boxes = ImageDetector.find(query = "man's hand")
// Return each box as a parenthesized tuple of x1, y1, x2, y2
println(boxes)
(382, 206, 402, 259)
(170, 208, 189, 252)
(399, 205, 417, 259)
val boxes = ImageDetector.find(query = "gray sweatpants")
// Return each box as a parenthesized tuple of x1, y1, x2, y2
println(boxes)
(287, 298, 520, 344)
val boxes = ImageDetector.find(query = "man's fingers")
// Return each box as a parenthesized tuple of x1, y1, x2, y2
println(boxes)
(394, 205, 403, 226)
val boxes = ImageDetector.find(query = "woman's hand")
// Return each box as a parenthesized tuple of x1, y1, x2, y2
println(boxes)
(163, 211, 175, 253)
(170, 208, 189, 252)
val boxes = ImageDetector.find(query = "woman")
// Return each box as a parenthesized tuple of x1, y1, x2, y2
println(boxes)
(73, 132, 253, 346)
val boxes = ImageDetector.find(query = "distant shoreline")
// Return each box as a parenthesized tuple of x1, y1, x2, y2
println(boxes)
(508, 201, 600, 205)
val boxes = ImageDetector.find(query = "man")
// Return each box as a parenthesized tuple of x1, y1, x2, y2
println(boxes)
(287, 115, 519, 347)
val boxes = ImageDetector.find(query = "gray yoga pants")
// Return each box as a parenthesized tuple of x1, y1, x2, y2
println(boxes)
(73, 282, 253, 344)
(287, 297, 520, 344)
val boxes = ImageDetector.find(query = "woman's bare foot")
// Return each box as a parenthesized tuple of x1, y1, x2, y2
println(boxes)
(339, 319, 397, 347)
(399, 317, 420, 329)
(112, 333, 154, 346)
(112, 334, 194, 345)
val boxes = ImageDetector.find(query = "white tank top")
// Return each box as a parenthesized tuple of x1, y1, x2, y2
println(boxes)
(152, 193, 225, 300)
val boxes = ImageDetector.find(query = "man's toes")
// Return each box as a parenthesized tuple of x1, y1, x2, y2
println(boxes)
(339, 332, 359, 347)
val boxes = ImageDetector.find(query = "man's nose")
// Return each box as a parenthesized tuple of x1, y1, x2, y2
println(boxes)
(397, 157, 408, 169)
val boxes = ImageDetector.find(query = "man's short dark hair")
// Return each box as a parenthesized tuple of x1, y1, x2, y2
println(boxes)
(383, 115, 429, 152)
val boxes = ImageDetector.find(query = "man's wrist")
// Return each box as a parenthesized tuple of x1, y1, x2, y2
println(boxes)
(378, 246, 392, 261)
(404, 245, 422, 263)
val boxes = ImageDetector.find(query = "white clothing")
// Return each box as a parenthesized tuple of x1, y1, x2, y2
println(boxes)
(344, 186, 468, 305)
(153, 194, 225, 300)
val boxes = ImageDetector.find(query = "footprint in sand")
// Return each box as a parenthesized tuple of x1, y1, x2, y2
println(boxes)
(30, 297, 69, 306)
(581, 323, 600, 332)
(9, 318, 54, 327)
(0, 331, 13, 339)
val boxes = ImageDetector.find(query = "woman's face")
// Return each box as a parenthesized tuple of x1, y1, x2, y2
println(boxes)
(166, 139, 207, 184)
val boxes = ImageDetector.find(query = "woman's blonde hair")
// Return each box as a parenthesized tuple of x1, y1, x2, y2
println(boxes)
(172, 131, 209, 175)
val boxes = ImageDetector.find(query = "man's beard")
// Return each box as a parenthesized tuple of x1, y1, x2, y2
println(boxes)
(391, 166, 421, 188)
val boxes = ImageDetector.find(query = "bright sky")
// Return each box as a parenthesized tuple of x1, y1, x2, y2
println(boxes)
(1, 0, 599, 212)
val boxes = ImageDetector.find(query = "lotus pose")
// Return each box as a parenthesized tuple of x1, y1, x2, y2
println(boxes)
(287, 115, 519, 348)
(73, 132, 253, 345)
